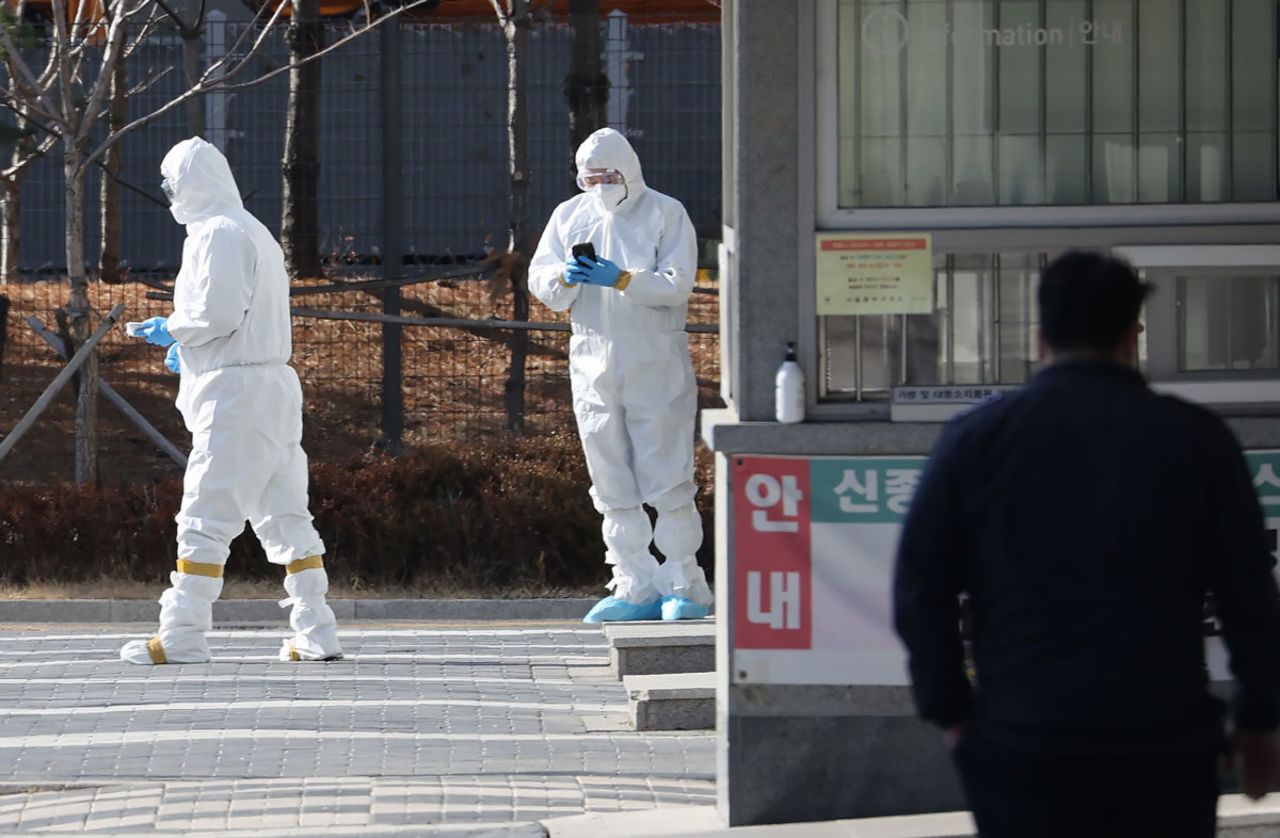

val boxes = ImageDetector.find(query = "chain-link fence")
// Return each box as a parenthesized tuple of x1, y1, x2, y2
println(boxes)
(0, 12, 722, 485)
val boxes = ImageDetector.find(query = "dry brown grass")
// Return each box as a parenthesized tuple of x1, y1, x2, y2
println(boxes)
(0, 274, 721, 484)
(0, 273, 721, 589)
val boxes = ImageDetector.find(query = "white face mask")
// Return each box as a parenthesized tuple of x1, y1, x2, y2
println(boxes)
(589, 183, 628, 211)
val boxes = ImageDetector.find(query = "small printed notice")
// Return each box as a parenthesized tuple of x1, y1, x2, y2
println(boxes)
(816, 233, 933, 316)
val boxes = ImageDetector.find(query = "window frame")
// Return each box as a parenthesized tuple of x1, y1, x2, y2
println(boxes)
(814, 0, 1280, 229)
(1115, 245, 1280, 381)
(818, 251, 1048, 402)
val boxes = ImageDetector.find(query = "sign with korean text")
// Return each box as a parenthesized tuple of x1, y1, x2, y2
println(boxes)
(734, 450, 1280, 687)
(892, 385, 1016, 405)
(815, 233, 934, 316)
(732, 455, 926, 685)
(732, 457, 812, 650)
(1249, 451, 1280, 570)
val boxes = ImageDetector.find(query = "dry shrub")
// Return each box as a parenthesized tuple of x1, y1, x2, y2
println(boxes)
(0, 433, 716, 592)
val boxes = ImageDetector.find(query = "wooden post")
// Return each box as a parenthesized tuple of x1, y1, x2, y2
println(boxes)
(0, 303, 124, 468)
(28, 316, 188, 468)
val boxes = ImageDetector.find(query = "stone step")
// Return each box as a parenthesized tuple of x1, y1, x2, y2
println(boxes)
(603, 620, 716, 678)
(624, 671, 716, 731)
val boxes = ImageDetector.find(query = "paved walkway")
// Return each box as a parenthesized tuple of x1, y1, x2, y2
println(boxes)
(0, 622, 715, 835)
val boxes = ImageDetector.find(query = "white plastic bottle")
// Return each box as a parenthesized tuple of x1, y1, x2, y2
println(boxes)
(775, 342, 805, 424)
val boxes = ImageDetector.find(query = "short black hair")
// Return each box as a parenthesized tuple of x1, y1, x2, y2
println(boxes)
(1038, 251, 1150, 354)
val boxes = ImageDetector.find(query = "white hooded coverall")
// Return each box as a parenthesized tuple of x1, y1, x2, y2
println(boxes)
(120, 137, 341, 665)
(528, 128, 712, 607)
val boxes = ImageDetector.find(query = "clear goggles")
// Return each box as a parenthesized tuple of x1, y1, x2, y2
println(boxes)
(576, 168, 624, 190)
(161, 178, 176, 203)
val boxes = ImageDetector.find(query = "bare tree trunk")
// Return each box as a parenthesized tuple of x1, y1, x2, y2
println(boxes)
(99, 45, 127, 284)
(501, 1, 530, 434)
(0, 293, 9, 382)
(65, 146, 98, 484)
(565, 0, 607, 157)
(182, 32, 205, 136)
(1, 177, 22, 285)
(1, 109, 35, 285)
(282, 0, 323, 279)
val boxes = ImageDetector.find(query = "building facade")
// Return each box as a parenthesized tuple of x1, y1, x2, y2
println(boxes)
(712, 0, 1280, 825)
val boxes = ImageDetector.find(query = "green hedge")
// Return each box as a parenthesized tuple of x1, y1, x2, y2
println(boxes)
(0, 432, 715, 591)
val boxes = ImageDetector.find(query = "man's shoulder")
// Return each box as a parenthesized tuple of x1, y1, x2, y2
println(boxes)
(946, 387, 1024, 432)
(1151, 390, 1239, 445)
(925, 390, 1024, 463)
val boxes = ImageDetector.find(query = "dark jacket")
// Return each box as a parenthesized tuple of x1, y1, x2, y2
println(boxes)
(893, 360, 1280, 754)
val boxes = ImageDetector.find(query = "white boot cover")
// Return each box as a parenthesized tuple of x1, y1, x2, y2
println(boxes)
(278, 562, 343, 661)
(121, 570, 222, 664)
(653, 504, 712, 605)
(602, 507, 661, 603)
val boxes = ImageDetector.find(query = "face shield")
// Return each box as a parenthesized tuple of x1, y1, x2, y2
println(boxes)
(576, 168, 624, 191)
(577, 168, 628, 211)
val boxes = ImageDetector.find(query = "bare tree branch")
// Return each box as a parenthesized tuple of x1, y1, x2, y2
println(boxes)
(2, 133, 58, 179)
(0, 28, 62, 120)
(69, 0, 163, 146)
(211, 0, 438, 92)
(67, 0, 96, 57)
(37, 38, 61, 89)
(81, 0, 437, 173)
(151, 0, 192, 33)
(78, 5, 140, 141)
(49, 0, 76, 125)
(123, 2, 169, 57)
(0, 84, 64, 127)
(201, 0, 274, 80)
(151, 0, 207, 39)
(124, 64, 173, 98)
(230, 0, 296, 76)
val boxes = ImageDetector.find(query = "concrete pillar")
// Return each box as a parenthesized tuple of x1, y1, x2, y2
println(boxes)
(726, 0, 801, 422)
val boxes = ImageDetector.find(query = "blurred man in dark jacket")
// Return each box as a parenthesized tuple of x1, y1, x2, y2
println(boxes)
(894, 251, 1280, 838)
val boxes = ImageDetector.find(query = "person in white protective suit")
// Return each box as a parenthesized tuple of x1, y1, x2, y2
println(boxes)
(120, 137, 342, 665)
(528, 127, 713, 623)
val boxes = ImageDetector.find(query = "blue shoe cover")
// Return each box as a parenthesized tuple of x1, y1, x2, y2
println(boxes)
(583, 596, 662, 623)
(660, 596, 711, 621)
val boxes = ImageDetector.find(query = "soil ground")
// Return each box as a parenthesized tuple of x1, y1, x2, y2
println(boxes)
(0, 274, 721, 486)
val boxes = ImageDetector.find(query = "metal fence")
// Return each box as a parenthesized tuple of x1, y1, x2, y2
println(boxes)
(10, 13, 721, 272)
(0, 13, 722, 484)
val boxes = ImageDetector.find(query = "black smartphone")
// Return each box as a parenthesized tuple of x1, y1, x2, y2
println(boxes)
(571, 243, 597, 263)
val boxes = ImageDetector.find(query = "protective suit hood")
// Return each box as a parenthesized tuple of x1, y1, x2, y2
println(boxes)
(575, 128, 646, 212)
(161, 137, 243, 226)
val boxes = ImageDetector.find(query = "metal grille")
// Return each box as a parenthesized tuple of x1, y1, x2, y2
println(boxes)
(0, 12, 722, 484)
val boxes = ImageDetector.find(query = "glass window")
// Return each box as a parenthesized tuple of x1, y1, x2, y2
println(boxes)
(1178, 275, 1280, 371)
(822, 252, 1051, 400)
(836, 0, 1280, 207)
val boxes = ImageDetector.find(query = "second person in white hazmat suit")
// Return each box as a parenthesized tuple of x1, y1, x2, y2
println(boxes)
(529, 128, 713, 623)
(120, 137, 342, 665)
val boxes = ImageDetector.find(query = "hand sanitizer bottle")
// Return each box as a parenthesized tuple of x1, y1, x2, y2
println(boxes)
(775, 342, 805, 424)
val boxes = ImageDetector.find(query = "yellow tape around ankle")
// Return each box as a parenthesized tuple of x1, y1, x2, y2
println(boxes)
(175, 559, 224, 578)
(146, 636, 167, 664)
(286, 556, 324, 575)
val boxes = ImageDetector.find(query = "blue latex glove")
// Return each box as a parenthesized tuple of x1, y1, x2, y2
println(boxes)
(561, 261, 584, 286)
(164, 342, 181, 375)
(568, 255, 624, 288)
(136, 316, 174, 347)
